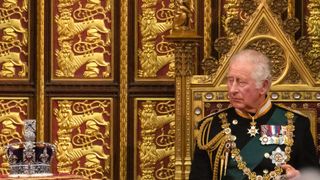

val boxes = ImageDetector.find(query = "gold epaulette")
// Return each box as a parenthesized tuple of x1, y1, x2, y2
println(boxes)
(195, 107, 232, 129)
(276, 103, 308, 118)
(196, 107, 231, 150)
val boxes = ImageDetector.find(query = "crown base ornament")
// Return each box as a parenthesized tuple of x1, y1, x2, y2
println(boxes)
(6, 141, 55, 177)
(9, 163, 52, 177)
(9, 164, 52, 177)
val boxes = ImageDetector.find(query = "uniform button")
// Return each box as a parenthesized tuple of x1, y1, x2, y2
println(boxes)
(263, 169, 269, 174)
(232, 119, 238, 125)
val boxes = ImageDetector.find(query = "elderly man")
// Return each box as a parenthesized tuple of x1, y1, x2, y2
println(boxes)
(189, 49, 319, 180)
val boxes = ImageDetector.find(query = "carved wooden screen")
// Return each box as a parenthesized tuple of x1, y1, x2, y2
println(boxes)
(0, 0, 117, 179)
(0, 0, 177, 180)
(0, 0, 35, 175)
(172, 0, 320, 179)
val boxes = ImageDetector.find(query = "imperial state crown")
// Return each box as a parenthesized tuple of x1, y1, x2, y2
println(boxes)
(6, 119, 55, 177)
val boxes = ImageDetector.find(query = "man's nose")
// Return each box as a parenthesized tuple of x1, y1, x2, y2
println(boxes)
(229, 82, 239, 93)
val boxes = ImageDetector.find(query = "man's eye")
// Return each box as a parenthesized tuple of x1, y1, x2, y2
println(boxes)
(227, 78, 234, 83)
(239, 81, 247, 86)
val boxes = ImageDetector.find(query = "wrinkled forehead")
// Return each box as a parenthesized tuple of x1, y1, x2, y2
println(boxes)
(227, 64, 257, 84)
(228, 60, 255, 74)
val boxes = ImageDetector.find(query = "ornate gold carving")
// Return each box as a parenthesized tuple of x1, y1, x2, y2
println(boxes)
(215, 0, 256, 54)
(54, 100, 111, 179)
(0, 38, 27, 77)
(201, 1, 315, 87)
(305, 0, 320, 82)
(256, 20, 270, 35)
(137, 100, 175, 180)
(190, 74, 214, 84)
(138, 41, 175, 78)
(55, 41, 110, 77)
(307, 0, 320, 58)
(196, 91, 320, 104)
(203, 0, 211, 58)
(120, 0, 128, 179)
(172, 0, 194, 31)
(201, 57, 219, 76)
(178, 0, 320, 178)
(256, 20, 270, 34)
(240, 0, 257, 16)
(192, 92, 320, 131)
(246, 39, 286, 81)
(56, 9, 110, 42)
(282, 67, 303, 84)
(284, 18, 300, 36)
(140, 9, 171, 42)
(296, 37, 312, 55)
(214, 37, 232, 55)
(268, 0, 288, 15)
(175, 77, 183, 179)
(37, 0, 45, 141)
(287, 0, 295, 18)
(54, 1, 111, 79)
(227, 18, 244, 35)
(137, 1, 175, 78)
(0, 98, 28, 174)
(0, 0, 28, 78)
(173, 42, 197, 77)
(141, 0, 158, 8)
(167, 30, 200, 179)
(222, 0, 240, 38)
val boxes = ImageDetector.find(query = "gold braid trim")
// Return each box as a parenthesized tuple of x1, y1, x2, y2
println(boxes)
(196, 112, 231, 179)
(197, 111, 231, 150)
(215, 138, 227, 180)
(197, 116, 223, 150)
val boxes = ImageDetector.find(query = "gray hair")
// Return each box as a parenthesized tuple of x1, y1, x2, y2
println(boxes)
(230, 49, 272, 88)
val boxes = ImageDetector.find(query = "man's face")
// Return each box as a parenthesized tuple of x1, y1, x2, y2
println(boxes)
(227, 61, 267, 113)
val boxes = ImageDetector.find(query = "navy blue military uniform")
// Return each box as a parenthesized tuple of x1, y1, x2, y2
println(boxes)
(189, 103, 319, 180)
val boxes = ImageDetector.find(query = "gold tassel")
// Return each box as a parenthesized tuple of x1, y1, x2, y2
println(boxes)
(224, 151, 229, 176)
(219, 156, 224, 180)
(213, 138, 227, 180)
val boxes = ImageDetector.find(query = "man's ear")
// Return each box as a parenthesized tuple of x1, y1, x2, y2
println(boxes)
(259, 79, 270, 95)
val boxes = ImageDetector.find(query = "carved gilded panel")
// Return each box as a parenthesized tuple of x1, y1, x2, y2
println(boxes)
(51, 0, 112, 81)
(203, 0, 320, 85)
(50, 98, 112, 179)
(119, 0, 128, 179)
(134, 98, 175, 179)
(135, 0, 176, 80)
(0, 0, 29, 80)
(196, 1, 320, 88)
(0, 97, 29, 174)
(303, 0, 320, 83)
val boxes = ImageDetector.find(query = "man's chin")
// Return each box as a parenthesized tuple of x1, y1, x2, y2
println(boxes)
(230, 102, 244, 109)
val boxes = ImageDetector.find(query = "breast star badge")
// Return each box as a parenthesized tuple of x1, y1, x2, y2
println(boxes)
(247, 125, 258, 137)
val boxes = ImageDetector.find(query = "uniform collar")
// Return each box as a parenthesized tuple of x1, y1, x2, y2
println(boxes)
(235, 97, 272, 119)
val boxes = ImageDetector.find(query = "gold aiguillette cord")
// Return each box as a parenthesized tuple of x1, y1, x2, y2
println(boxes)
(220, 142, 231, 180)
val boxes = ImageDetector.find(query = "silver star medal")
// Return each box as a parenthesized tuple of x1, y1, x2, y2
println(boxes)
(269, 147, 287, 166)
